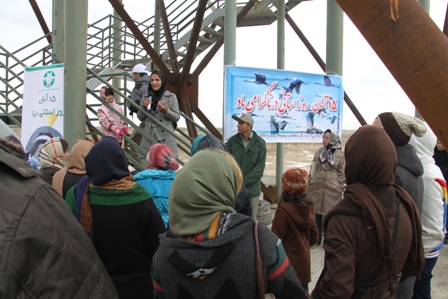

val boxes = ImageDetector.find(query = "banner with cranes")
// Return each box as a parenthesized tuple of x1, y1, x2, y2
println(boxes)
(22, 63, 65, 169)
(223, 66, 343, 143)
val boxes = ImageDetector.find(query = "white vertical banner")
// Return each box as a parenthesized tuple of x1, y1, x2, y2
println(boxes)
(22, 63, 65, 168)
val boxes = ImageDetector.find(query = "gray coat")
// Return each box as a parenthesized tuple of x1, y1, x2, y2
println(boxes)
(137, 90, 180, 157)
(307, 147, 345, 215)
(395, 144, 424, 212)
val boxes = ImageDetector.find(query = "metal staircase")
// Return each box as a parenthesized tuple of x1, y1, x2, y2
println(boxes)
(0, 0, 305, 169)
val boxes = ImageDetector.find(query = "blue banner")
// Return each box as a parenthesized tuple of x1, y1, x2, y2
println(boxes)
(224, 66, 343, 143)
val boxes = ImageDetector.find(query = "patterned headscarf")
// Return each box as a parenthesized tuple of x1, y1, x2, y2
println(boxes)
(319, 130, 342, 166)
(169, 150, 237, 235)
(38, 137, 67, 170)
(147, 143, 180, 170)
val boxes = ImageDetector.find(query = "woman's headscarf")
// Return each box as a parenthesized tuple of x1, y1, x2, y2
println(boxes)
(345, 126, 396, 186)
(52, 139, 94, 196)
(319, 130, 342, 166)
(169, 150, 237, 235)
(190, 134, 225, 156)
(39, 137, 67, 170)
(85, 136, 130, 185)
(148, 70, 167, 111)
(67, 139, 95, 174)
(147, 143, 180, 170)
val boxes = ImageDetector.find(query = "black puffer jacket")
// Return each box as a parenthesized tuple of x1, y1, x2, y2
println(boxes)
(0, 143, 118, 299)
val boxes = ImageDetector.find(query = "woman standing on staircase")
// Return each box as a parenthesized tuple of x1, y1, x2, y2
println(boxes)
(138, 70, 180, 163)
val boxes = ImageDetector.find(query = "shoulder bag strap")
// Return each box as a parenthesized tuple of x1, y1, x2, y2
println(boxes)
(352, 196, 401, 299)
(254, 221, 265, 299)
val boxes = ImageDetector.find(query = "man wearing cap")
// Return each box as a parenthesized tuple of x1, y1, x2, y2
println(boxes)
(126, 63, 150, 164)
(226, 114, 266, 219)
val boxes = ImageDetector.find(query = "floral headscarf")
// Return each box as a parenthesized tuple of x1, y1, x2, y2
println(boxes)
(319, 131, 342, 166)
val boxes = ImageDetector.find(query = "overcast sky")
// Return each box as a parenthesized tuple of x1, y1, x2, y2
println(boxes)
(1, 0, 447, 130)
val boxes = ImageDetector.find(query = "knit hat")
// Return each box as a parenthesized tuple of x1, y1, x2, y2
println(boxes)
(375, 112, 427, 146)
(281, 168, 308, 196)
(146, 143, 180, 170)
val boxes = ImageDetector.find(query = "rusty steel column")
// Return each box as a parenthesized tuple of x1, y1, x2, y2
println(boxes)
(336, 0, 448, 147)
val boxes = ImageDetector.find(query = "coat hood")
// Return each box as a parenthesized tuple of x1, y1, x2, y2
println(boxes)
(158, 215, 254, 279)
(396, 144, 424, 177)
(278, 200, 316, 230)
(409, 123, 442, 178)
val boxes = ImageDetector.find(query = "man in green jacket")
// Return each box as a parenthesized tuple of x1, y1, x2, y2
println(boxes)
(226, 114, 266, 219)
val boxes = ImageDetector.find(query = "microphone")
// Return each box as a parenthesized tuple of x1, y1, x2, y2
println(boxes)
(146, 91, 154, 111)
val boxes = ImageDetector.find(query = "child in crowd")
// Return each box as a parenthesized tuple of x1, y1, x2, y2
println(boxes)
(271, 168, 319, 293)
(98, 86, 128, 144)
(134, 143, 180, 227)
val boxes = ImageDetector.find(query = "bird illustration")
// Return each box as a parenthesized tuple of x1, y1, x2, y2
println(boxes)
(243, 73, 269, 85)
(315, 75, 338, 88)
(269, 116, 290, 134)
(276, 113, 296, 120)
(276, 78, 308, 99)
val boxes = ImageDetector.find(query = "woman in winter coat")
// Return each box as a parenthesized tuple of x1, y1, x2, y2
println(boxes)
(152, 150, 308, 299)
(97, 87, 128, 144)
(307, 129, 345, 245)
(138, 70, 180, 159)
(311, 125, 424, 299)
(65, 136, 166, 299)
(134, 143, 180, 227)
(52, 139, 94, 198)
(271, 168, 319, 293)
(38, 137, 69, 185)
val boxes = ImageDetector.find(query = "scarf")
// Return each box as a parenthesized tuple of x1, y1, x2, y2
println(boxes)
(148, 70, 167, 111)
(169, 150, 237, 235)
(318, 131, 341, 166)
(85, 136, 130, 185)
(52, 139, 94, 196)
(38, 137, 67, 170)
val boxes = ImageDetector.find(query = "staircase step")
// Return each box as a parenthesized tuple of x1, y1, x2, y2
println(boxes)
(198, 36, 214, 44)
(202, 26, 222, 37)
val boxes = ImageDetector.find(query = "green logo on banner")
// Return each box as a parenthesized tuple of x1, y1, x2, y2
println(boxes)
(43, 71, 56, 88)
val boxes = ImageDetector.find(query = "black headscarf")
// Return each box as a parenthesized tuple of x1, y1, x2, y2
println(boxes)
(85, 136, 129, 185)
(148, 70, 167, 111)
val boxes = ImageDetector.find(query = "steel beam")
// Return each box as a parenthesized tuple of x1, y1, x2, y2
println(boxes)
(108, 0, 175, 83)
(285, 13, 367, 125)
(29, 0, 51, 44)
(336, 0, 448, 146)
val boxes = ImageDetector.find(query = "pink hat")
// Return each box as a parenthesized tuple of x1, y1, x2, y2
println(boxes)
(146, 144, 180, 170)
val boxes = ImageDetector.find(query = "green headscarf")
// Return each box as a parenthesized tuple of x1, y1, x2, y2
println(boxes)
(169, 150, 237, 235)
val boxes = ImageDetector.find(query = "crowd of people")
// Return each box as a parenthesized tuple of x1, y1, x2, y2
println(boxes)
(1, 64, 447, 298)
